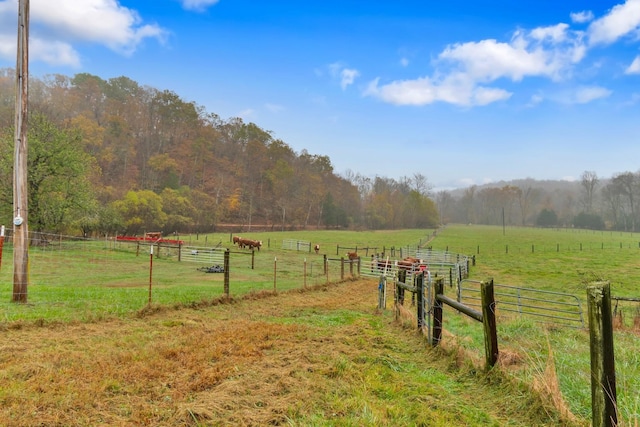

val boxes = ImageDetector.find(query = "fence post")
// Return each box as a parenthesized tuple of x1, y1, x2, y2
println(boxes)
(432, 277, 444, 346)
(273, 257, 277, 293)
(223, 249, 230, 298)
(378, 275, 386, 310)
(587, 282, 617, 427)
(481, 278, 499, 368)
(416, 272, 424, 330)
(340, 257, 345, 280)
(251, 250, 255, 270)
(325, 257, 329, 284)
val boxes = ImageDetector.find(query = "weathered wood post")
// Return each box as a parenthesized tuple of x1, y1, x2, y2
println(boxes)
(481, 278, 499, 368)
(251, 250, 255, 270)
(416, 271, 425, 329)
(587, 282, 617, 427)
(223, 249, 230, 298)
(178, 241, 182, 261)
(432, 277, 444, 346)
(273, 257, 277, 293)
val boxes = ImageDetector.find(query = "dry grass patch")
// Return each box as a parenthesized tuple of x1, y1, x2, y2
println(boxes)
(0, 279, 578, 426)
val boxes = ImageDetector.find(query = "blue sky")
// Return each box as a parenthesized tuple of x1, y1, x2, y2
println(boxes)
(1, 0, 640, 191)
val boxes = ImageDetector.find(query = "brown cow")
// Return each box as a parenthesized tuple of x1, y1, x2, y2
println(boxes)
(314, 244, 320, 254)
(232, 235, 241, 245)
(239, 238, 262, 250)
(347, 251, 358, 260)
(248, 240, 262, 251)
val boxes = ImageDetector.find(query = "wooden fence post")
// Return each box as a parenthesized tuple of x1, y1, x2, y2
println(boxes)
(223, 249, 230, 298)
(432, 277, 444, 346)
(416, 272, 424, 329)
(481, 278, 499, 368)
(587, 282, 617, 427)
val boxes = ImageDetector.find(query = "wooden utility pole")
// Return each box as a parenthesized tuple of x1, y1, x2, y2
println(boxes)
(12, 0, 29, 303)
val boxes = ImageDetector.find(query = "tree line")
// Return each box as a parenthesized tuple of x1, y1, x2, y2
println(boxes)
(0, 69, 438, 235)
(437, 170, 640, 232)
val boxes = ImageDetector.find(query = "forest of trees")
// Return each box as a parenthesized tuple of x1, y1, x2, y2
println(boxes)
(0, 69, 438, 235)
(438, 171, 640, 232)
(0, 68, 638, 236)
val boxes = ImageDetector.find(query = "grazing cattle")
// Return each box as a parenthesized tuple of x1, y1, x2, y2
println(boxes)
(314, 244, 320, 254)
(347, 251, 358, 261)
(238, 237, 262, 250)
(232, 236, 241, 245)
(248, 240, 262, 251)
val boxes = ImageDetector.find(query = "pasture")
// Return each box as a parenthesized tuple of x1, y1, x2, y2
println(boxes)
(0, 229, 432, 324)
(1, 225, 639, 425)
(428, 224, 640, 425)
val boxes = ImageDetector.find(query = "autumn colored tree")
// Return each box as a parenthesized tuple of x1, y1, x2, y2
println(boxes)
(112, 190, 167, 235)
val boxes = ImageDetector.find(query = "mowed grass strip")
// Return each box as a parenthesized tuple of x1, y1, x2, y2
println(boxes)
(0, 279, 570, 426)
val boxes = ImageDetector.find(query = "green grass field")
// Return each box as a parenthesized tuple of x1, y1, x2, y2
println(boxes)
(429, 224, 640, 425)
(0, 229, 434, 323)
(1, 225, 639, 425)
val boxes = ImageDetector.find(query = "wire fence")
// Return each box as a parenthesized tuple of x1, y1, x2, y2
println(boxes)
(0, 233, 350, 324)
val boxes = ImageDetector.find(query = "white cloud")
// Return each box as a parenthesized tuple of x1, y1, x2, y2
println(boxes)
(574, 86, 612, 103)
(0, 0, 167, 66)
(181, 0, 220, 12)
(340, 68, 359, 90)
(31, 39, 81, 67)
(400, 57, 409, 67)
(365, 23, 584, 107)
(625, 55, 640, 74)
(570, 10, 594, 24)
(588, 0, 640, 45)
(552, 85, 612, 104)
(527, 93, 544, 107)
(328, 62, 360, 90)
(364, 74, 511, 107)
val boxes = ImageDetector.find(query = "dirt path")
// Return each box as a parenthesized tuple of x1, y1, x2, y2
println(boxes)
(0, 279, 571, 426)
